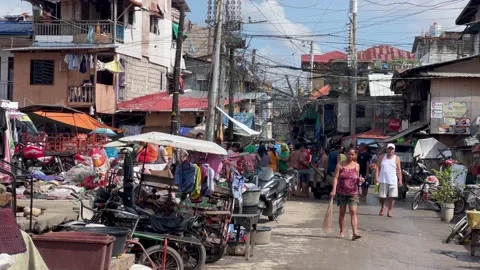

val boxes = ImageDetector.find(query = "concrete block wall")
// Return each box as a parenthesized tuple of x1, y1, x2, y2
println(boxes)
(121, 54, 167, 101)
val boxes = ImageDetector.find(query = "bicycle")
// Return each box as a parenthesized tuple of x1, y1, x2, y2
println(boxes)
(445, 188, 480, 244)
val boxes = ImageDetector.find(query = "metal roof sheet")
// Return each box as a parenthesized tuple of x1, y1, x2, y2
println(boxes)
(5, 43, 116, 51)
(419, 71, 480, 78)
(368, 73, 396, 97)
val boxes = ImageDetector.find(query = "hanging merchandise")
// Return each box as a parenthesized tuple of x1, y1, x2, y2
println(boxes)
(79, 55, 87, 74)
(231, 173, 245, 204)
(201, 164, 215, 196)
(190, 164, 203, 203)
(174, 161, 196, 193)
(64, 54, 79, 70)
(88, 25, 95, 43)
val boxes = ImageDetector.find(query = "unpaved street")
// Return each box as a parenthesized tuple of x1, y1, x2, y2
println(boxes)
(206, 193, 480, 270)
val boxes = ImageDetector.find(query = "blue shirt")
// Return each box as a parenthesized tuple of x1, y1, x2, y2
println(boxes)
(327, 151, 339, 174)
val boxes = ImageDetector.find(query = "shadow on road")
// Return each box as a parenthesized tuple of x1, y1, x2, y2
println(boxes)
(431, 248, 480, 265)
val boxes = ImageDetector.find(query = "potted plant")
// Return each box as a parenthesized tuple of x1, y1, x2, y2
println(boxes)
(431, 167, 458, 222)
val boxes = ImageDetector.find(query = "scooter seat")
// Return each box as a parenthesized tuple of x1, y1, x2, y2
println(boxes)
(44, 150, 75, 157)
(149, 215, 188, 234)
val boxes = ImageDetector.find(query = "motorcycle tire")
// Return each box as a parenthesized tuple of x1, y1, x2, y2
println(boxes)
(205, 245, 227, 264)
(137, 245, 185, 270)
(268, 215, 276, 221)
(454, 197, 467, 215)
(445, 218, 467, 243)
(412, 191, 422, 210)
(178, 243, 206, 270)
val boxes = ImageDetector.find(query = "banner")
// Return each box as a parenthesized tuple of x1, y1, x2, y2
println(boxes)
(443, 102, 467, 117)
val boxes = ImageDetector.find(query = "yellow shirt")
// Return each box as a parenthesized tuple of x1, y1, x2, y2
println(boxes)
(268, 151, 279, 172)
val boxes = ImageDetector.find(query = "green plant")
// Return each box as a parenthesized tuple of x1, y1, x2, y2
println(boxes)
(431, 167, 459, 205)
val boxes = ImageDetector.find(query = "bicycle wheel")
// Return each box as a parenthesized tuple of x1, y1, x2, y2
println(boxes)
(138, 245, 185, 270)
(459, 228, 472, 245)
(446, 218, 467, 243)
(205, 244, 227, 264)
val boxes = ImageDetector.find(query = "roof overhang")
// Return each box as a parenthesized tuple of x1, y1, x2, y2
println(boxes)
(456, 0, 480, 25)
(5, 43, 117, 52)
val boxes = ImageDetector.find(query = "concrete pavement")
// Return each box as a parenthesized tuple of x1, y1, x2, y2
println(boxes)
(206, 192, 480, 270)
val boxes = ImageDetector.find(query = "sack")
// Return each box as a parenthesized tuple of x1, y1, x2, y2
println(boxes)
(374, 183, 380, 195)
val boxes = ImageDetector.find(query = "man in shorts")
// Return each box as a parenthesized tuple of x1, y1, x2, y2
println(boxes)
(375, 143, 402, 217)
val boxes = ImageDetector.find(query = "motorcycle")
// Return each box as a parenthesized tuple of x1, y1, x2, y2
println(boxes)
(255, 167, 296, 221)
(312, 168, 333, 199)
(407, 155, 433, 186)
(13, 143, 79, 174)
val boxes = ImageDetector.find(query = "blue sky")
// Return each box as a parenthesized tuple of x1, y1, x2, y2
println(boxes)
(1, 0, 470, 85)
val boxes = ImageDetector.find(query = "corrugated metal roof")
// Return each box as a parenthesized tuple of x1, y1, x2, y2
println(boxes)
(419, 71, 480, 78)
(0, 21, 32, 36)
(5, 43, 116, 51)
(358, 45, 415, 61)
(301, 51, 347, 64)
(182, 90, 268, 100)
(368, 73, 396, 97)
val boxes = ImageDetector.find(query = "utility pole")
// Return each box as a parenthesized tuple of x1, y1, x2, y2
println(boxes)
(349, 0, 358, 135)
(251, 49, 257, 73)
(309, 40, 314, 94)
(216, 45, 226, 140)
(285, 75, 300, 111)
(170, 1, 185, 135)
(206, 0, 223, 141)
(228, 47, 235, 140)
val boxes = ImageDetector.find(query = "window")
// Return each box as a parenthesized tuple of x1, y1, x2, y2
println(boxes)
(127, 9, 135, 26)
(30, 60, 54, 85)
(150, 15, 159, 35)
(356, 105, 366, 118)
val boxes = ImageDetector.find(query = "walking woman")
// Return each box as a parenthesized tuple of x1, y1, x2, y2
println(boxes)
(330, 148, 365, 240)
(256, 144, 270, 170)
(267, 142, 279, 172)
(279, 143, 290, 172)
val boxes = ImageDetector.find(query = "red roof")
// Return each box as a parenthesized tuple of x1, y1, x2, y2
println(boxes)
(117, 92, 234, 112)
(357, 45, 415, 61)
(301, 51, 347, 64)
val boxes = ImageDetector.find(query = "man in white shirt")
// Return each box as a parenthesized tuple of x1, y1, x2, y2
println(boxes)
(375, 143, 402, 217)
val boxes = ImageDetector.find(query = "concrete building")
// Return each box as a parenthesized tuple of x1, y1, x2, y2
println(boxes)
(391, 55, 480, 148)
(0, 18, 32, 101)
(8, 0, 188, 116)
(412, 31, 465, 65)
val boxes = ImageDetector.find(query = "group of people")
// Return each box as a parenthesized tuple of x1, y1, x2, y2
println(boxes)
(329, 143, 403, 240)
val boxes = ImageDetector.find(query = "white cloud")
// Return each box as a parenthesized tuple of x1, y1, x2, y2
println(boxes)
(0, 0, 32, 17)
(243, 0, 322, 54)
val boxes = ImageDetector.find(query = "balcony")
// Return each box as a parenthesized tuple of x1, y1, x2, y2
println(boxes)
(34, 20, 124, 44)
(0, 82, 13, 101)
(67, 85, 95, 106)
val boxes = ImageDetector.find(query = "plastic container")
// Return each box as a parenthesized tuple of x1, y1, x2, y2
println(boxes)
(255, 226, 272, 245)
(32, 232, 115, 270)
(233, 205, 261, 215)
(236, 189, 261, 207)
(73, 226, 131, 257)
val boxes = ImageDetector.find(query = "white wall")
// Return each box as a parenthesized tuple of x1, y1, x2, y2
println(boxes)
(0, 51, 13, 82)
(149, 18, 172, 70)
(116, 7, 143, 59)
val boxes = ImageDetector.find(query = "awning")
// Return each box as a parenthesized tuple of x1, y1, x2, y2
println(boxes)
(31, 111, 122, 133)
(380, 122, 428, 143)
(419, 71, 480, 78)
(216, 106, 260, 137)
(172, 23, 188, 39)
(414, 138, 452, 159)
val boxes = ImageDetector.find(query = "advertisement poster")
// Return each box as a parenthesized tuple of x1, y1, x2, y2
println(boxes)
(438, 124, 454, 134)
(431, 110, 443, 119)
(444, 117, 456, 125)
(455, 126, 471, 135)
(455, 117, 471, 127)
(431, 102, 443, 110)
(443, 102, 468, 117)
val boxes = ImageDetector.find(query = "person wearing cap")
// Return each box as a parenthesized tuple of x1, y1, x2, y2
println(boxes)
(375, 143, 403, 217)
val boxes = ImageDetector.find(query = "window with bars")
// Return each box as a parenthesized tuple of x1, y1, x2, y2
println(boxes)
(356, 105, 366, 118)
(150, 16, 159, 35)
(30, 60, 54, 85)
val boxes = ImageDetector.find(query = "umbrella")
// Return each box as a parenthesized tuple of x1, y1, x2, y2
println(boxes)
(119, 131, 227, 156)
(89, 128, 117, 137)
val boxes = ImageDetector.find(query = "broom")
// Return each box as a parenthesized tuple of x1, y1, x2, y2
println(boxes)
(322, 197, 334, 233)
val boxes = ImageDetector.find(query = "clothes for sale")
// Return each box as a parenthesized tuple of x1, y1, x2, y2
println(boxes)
(190, 164, 203, 203)
(231, 173, 245, 203)
(137, 144, 158, 163)
(174, 161, 196, 193)
(202, 164, 215, 196)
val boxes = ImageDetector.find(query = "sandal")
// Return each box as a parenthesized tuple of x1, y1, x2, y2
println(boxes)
(352, 234, 362, 241)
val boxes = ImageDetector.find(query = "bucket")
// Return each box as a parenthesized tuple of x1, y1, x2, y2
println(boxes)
(255, 226, 272, 245)
(74, 226, 131, 257)
(236, 189, 261, 207)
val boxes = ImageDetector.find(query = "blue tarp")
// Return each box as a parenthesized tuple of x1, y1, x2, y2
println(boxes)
(0, 21, 33, 36)
(179, 127, 193, 137)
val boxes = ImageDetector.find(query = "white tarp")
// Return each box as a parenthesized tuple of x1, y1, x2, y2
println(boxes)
(119, 131, 227, 155)
(216, 106, 261, 136)
(414, 138, 452, 159)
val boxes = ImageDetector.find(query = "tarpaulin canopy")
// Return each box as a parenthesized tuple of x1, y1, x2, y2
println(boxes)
(414, 138, 452, 159)
(216, 106, 261, 137)
(30, 111, 122, 133)
(119, 131, 227, 155)
(172, 23, 188, 39)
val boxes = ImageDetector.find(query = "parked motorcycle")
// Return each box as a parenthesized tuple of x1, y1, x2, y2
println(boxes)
(13, 143, 79, 174)
(255, 167, 296, 221)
